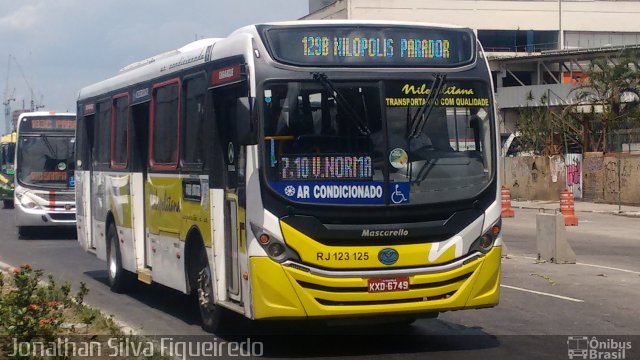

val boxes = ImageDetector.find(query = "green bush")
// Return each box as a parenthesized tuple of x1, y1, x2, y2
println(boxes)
(0, 264, 91, 358)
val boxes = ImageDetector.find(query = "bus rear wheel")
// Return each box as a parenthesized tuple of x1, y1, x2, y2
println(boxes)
(196, 248, 225, 333)
(107, 223, 135, 293)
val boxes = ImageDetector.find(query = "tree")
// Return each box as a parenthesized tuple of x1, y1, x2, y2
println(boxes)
(516, 90, 583, 156)
(564, 50, 640, 152)
(516, 91, 553, 155)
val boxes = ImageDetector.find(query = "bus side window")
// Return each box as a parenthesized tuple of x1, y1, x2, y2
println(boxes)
(94, 101, 111, 168)
(151, 81, 180, 169)
(76, 112, 94, 171)
(182, 75, 207, 169)
(130, 102, 149, 173)
(210, 81, 247, 191)
(111, 95, 129, 169)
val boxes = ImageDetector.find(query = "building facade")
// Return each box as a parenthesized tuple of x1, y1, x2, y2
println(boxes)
(306, 0, 640, 52)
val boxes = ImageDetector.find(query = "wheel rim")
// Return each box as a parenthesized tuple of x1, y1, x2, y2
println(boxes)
(198, 264, 215, 312)
(109, 239, 117, 280)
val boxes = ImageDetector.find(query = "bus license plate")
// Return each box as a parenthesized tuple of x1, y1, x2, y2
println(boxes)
(367, 277, 409, 293)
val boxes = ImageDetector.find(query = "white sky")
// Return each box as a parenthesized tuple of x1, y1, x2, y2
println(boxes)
(0, 0, 308, 122)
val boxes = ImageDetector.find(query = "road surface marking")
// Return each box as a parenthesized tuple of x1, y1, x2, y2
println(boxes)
(511, 255, 640, 275)
(574, 263, 640, 275)
(501, 284, 584, 302)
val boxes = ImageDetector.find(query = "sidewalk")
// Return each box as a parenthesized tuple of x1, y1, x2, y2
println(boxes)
(511, 199, 640, 218)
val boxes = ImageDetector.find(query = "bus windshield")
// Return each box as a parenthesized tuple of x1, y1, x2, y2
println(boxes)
(263, 78, 493, 205)
(6, 143, 15, 166)
(1, 143, 15, 167)
(17, 135, 75, 189)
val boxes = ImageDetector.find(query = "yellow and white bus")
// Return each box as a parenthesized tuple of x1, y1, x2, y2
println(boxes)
(14, 112, 77, 237)
(1, 131, 17, 208)
(76, 20, 503, 332)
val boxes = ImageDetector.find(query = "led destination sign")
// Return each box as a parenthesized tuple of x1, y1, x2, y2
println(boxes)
(260, 25, 474, 67)
(301, 37, 450, 60)
(19, 117, 76, 133)
(279, 155, 372, 181)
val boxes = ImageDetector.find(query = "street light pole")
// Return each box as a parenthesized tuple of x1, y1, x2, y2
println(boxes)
(558, 0, 563, 50)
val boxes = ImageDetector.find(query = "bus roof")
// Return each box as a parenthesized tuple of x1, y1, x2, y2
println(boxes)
(77, 37, 222, 101)
(16, 111, 76, 122)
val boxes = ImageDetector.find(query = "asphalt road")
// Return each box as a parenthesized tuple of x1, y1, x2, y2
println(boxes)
(0, 207, 639, 359)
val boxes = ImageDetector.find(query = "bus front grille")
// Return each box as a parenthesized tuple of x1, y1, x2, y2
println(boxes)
(315, 292, 456, 306)
(49, 213, 76, 221)
(285, 263, 479, 308)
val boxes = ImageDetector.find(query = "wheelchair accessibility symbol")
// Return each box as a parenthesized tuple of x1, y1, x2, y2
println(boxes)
(390, 183, 409, 204)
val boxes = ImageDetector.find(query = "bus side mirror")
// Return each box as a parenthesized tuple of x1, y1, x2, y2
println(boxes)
(236, 97, 257, 145)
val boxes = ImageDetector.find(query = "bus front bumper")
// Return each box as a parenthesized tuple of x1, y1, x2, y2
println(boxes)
(15, 205, 77, 227)
(249, 246, 501, 320)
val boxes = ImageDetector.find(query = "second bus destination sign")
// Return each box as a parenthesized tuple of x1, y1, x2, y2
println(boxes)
(262, 25, 474, 67)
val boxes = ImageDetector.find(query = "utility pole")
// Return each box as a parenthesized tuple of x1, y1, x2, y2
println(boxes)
(558, 0, 563, 50)
(2, 55, 15, 134)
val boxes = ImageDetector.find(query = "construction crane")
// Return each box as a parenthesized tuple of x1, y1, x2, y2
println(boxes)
(10, 55, 45, 112)
(2, 55, 15, 134)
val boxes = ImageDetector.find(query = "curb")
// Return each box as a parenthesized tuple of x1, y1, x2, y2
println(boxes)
(512, 205, 640, 217)
(0, 259, 141, 336)
(612, 212, 640, 218)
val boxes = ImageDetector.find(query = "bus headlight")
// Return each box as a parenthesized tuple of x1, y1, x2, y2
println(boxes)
(469, 219, 501, 254)
(250, 223, 300, 263)
(16, 193, 40, 210)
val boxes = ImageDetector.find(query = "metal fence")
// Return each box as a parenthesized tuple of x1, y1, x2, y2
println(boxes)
(603, 128, 640, 154)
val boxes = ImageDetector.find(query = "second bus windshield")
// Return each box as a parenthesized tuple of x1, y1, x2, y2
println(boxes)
(17, 135, 75, 189)
(263, 79, 493, 206)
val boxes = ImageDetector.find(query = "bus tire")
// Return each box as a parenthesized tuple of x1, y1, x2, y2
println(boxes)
(107, 223, 134, 293)
(196, 247, 225, 333)
(18, 226, 32, 239)
(387, 317, 417, 328)
(3, 199, 13, 209)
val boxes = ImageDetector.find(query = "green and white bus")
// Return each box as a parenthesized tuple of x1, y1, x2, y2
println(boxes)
(1, 131, 16, 208)
(76, 20, 502, 332)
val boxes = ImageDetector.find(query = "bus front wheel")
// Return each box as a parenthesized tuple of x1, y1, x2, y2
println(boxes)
(107, 223, 134, 293)
(196, 248, 225, 333)
(3, 199, 13, 209)
(18, 226, 33, 239)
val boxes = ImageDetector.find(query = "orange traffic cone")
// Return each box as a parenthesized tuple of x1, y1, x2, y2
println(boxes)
(560, 188, 579, 226)
(501, 186, 515, 218)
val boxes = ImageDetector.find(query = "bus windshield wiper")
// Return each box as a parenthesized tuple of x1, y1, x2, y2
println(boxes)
(312, 72, 371, 135)
(407, 73, 447, 139)
(40, 134, 58, 159)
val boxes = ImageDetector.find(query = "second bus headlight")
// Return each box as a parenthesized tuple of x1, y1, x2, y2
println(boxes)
(16, 193, 40, 210)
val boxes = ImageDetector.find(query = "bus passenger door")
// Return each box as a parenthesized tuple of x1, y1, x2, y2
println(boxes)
(211, 80, 246, 302)
(130, 101, 150, 272)
(76, 112, 95, 251)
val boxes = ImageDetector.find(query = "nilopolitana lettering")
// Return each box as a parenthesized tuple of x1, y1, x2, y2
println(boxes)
(149, 189, 181, 212)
